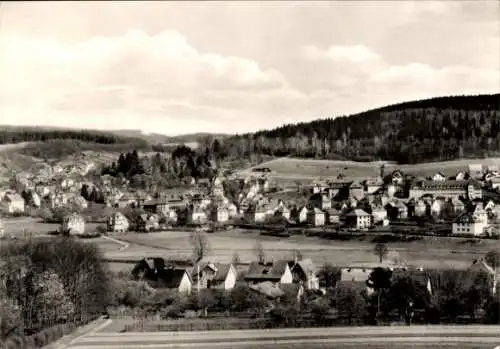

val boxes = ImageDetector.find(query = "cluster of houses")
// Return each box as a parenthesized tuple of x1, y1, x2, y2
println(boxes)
(130, 253, 500, 307)
(2, 158, 500, 238)
(237, 164, 500, 237)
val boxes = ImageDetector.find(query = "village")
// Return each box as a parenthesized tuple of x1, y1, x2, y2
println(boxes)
(1, 155, 500, 321)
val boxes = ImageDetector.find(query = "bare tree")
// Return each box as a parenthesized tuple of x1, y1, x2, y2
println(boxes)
(253, 240, 265, 264)
(190, 231, 209, 263)
(374, 243, 388, 263)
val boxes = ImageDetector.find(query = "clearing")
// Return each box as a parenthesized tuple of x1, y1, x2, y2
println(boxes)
(238, 157, 500, 185)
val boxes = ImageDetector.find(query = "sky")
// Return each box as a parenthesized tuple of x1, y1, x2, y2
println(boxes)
(0, 1, 499, 136)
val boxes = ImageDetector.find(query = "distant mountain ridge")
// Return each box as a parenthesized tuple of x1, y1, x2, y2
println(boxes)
(0, 125, 229, 146)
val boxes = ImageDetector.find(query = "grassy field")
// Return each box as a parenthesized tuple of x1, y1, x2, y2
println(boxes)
(1, 217, 100, 236)
(2, 219, 496, 272)
(239, 157, 500, 183)
(99, 229, 497, 271)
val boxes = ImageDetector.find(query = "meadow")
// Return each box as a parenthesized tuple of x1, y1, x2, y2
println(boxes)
(99, 229, 496, 272)
(239, 157, 500, 184)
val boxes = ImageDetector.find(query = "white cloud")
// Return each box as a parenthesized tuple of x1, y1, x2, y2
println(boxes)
(301, 44, 381, 63)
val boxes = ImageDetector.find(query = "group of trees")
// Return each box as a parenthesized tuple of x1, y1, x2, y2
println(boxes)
(204, 94, 500, 164)
(101, 145, 219, 189)
(0, 238, 111, 344)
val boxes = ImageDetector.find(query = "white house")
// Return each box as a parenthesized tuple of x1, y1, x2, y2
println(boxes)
(345, 209, 372, 229)
(193, 263, 238, 290)
(61, 213, 85, 235)
(452, 212, 488, 236)
(107, 212, 129, 232)
(1, 193, 25, 213)
(245, 260, 293, 286)
(432, 172, 447, 182)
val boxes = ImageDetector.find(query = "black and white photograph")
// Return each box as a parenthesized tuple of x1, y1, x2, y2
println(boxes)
(0, 1, 499, 348)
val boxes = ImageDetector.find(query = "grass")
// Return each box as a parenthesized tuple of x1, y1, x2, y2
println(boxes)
(98, 229, 496, 271)
(0, 217, 100, 236)
(240, 157, 500, 181)
(4, 219, 495, 272)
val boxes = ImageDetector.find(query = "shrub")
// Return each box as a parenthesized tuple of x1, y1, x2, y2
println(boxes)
(33, 332, 48, 347)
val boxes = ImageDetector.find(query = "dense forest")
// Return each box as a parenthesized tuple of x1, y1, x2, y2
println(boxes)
(0, 126, 150, 148)
(214, 94, 500, 164)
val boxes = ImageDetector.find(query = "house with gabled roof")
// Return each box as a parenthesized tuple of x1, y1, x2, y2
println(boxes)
(190, 205, 208, 224)
(107, 212, 129, 233)
(364, 178, 384, 194)
(345, 209, 372, 229)
(245, 260, 293, 286)
(432, 172, 446, 182)
(324, 208, 342, 224)
(288, 258, 319, 290)
(1, 193, 25, 214)
(192, 262, 238, 290)
(452, 212, 488, 236)
(307, 207, 325, 226)
(310, 193, 332, 210)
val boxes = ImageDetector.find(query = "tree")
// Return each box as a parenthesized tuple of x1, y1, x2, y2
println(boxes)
(0, 298, 23, 341)
(318, 263, 341, 289)
(292, 249, 303, 262)
(335, 283, 367, 325)
(485, 250, 500, 270)
(366, 267, 393, 321)
(189, 231, 209, 263)
(197, 289, 217, 317)
(253, 240, 266, 264)
(374, 243, 388, 263)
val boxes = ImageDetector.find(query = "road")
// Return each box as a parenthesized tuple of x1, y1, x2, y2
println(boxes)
(63, 325, 500, 349)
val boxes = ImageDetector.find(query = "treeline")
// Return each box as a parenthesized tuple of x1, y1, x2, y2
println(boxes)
(18, 139, 151, 160)
(0, 238, 111, 347)
(212, 94, 500, 164)
(0, 127, 150, 147)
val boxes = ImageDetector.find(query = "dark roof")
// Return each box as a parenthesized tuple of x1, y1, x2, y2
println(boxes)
(213, 263, 233, 282)
(157, 268, 190, 288)
(327, 181, 353, 190)
(413, 180, 480, 190)
(345, 209, 370, 217)
(245, 260, 289, 281)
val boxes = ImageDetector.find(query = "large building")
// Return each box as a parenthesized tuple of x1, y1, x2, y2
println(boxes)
(409, 180, 481, 200)
(452, 212, 488, 236)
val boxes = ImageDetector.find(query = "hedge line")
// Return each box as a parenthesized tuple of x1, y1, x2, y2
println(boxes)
(1, 319, 96, 349)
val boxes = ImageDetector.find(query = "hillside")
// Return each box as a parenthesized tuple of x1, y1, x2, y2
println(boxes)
(0, 125, 150, 148)
(218, 94, 500, 164)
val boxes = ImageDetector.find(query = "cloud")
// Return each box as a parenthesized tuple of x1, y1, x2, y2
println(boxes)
(301, 44, 381, 63)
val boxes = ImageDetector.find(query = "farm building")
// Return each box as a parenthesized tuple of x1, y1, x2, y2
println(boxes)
(61, 213, 85, 235)
(107, 212, 129, 232)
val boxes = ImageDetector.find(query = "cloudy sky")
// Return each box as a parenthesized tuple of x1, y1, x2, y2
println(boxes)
(0, 1, 498, 136)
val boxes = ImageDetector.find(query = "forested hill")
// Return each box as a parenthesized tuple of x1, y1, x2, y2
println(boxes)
(0, 125, 150, 148)
(218, 94, 500, 164)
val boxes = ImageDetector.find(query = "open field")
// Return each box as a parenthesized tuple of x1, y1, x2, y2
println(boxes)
(0, 217, 100, 236)
(238, 157, 500, 183)
(65, 325, 500, 348)
(99, 229, 497, 271)
(2, 219, 496, 272)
